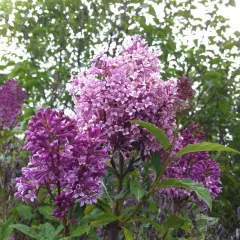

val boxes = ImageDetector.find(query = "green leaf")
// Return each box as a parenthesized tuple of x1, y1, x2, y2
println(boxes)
(71, 224, 89, 237)
(130, 216, 163, 232)
(204, 71, 221, 80)
(38, 223, 56, 238)
(90, 213, 118, 227)
(131, 120, 170, 151)
(195, 214, 218, 233)
(234, 31, 240, 37)
(53, 225, 64, 237)
(228, 0, 236, 6)
(223, 40, 234, 50)
(158, 178, 212, 210)
(84, 204, 96, 215)
(162, 214, 192, 233)
(150, 152, 163, 178)
(96, 199, 112, 213)
(114, 188, 129, 200)
(38, 206, 57, 221)
(0, 217, 14, 240)
(130, 179, 146, 201)
(175, 142, 240, 158)
(120, 206, 136, 222)
(123, 227, 134, 240)
(11, 224, 38, 239)
(82, 208, 104, 222)
(16, 204, 34, 220)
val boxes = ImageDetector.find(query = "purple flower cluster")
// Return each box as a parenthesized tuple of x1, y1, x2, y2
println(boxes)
(162, 124, 221, 200)
(70, 36, 191, 155)
(52, 192, 74, 220)
(15, 107, 109, 219)
(177, 77, 194, 100)
(0, 79, 26, 128)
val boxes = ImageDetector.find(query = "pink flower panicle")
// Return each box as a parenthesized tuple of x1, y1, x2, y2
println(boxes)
(70, 36, 191, 155)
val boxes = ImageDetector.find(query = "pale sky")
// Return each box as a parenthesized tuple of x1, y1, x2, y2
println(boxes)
(0, 1, 239, 68)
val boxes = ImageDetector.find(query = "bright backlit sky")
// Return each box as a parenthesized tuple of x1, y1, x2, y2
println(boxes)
(219, 0, 240, 32)
(0, 1, 239, 66)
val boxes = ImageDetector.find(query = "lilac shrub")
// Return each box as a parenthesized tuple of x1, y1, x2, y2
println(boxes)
(13, 36, 238, 240)
(0, 79, 26, 129)
(15, 107, 110, 221)
(0, 79, 25, 223)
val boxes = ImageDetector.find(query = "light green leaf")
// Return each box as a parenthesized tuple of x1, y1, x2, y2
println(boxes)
(131, 120, 170, 151)
(90, 213, 118, 227)
(175, 142, 240, 158)
(84, 204, 96, 215)
(123, 227, 134, 240)
(158, 178, 212, 210)
(130, 179, 146, 201)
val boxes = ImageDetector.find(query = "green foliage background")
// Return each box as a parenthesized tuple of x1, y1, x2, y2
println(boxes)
(0, 0, 239, 233)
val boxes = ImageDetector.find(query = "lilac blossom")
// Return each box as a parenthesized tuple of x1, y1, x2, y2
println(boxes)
(70, 36, 191, 155)
(161, 124, 221, 200)
(52, 192, 74, 220)
(15, 107, 110, 219)
(0, 79, 26, 128)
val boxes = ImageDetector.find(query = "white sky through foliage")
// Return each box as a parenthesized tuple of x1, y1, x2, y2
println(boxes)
(0, 1, 239, 69)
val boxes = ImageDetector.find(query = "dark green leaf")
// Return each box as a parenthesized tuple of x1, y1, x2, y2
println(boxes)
(0, 217, 14, 240)
(10, 224, 38, 239)
(228, 0, 236, 6)
(130, 216, 163, 232)
(16, 204, 34, 220)
(82, 208, 104, 222)
(38, 206, 57, 221)
(114, 188, 129, 200)
(130, 179, 146, 201)
(175, 142, 240, 158)
(150, 152, 163, 178)
(162, 214, 192, 232)
(158, 178, 212, 210)
(38, 223, 56, 238)
(131, 120, 170, 151)
(71, 224, 89, 237)
(90, 213, 118, 227)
